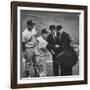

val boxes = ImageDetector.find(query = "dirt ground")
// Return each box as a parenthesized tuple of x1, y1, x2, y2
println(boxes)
(21, 53, 79, 78)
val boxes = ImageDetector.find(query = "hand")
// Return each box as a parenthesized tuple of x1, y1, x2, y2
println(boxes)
(50, 50, 55, 55)
(55, 45, 60, 48)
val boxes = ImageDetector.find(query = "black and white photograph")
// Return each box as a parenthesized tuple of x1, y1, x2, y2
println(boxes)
(21, 10, 79, 78)
(18, 6, 84, 82)
(11, 1, 87, 88)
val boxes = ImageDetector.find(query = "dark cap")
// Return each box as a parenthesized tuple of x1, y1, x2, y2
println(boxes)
(41, 29, 49, 34)
(57, 25, 63, 31)
(49, 25, 55, 30)
(27, 20, 35, 25)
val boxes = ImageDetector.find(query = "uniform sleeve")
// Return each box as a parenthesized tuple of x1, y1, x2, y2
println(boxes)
(37, 37, 48, 49)
(39, 40, 48, 49)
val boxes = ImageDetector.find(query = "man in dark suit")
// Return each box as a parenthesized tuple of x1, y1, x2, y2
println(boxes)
(47, 25, 77, 76)
(56, 25, 78, 76)
(47, 25, 59, 76)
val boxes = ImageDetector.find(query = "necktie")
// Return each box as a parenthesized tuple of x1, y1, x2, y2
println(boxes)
(53, 34, 56, 40)
(57, 32, 61, 41)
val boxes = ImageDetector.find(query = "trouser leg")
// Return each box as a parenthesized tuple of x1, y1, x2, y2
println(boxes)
(61, 65, 72, 76)
(25, 62, 31, 77)
(35, 56, 47, 77)
(40, 60, 47, 77)
(53, 55, 59, 76)
(32, 55, 39, 77)
(25, 70, 29, 77)
(24, 48, 35, 77)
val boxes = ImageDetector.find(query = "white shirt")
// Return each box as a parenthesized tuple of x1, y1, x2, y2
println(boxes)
(22, 27, 37, 48)
(37, 36, 48, 49)
(35, 36, 48, 56)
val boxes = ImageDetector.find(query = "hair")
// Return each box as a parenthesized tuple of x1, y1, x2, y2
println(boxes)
(49, 25, 55, 30)
(27, 20, 35, 25)
(41, 29, 48, 34)
(57, 25, 63, 31)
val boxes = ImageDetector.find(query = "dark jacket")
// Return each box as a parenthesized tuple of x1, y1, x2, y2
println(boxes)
(47, 31, 71, 54)
(47, 31, 78, 67)
(46, 33, 57, 54)
(56, 31, 71, 50)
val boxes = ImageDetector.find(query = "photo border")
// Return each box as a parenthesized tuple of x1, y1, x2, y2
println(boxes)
(11, 1, 88, 89)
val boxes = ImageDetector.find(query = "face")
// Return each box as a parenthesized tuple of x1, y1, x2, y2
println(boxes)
(58, 29, 63, 34)
(51, 29, 56, 34)
(43, 33, 49, 40)
(27, 24, 34, 31)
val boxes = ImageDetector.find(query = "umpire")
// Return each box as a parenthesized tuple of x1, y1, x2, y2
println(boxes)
(56, 25, 78, 76)
(47, 25, 59, 76)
